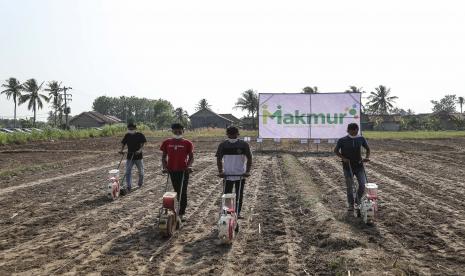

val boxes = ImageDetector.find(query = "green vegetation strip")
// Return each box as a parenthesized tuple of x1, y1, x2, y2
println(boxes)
(0, 125, 259, 145)
(0, 124, 132, 146)
(363, 130, 465, 140)
(2, 126, 464, 145)
(144, 128, 258, 138)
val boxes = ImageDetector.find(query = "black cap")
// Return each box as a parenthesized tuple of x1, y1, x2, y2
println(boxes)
(226, 126, 239, 135)
(171, 123, 184, 130)
(127, 122, 137, 129)
(347, 123, 359, 131)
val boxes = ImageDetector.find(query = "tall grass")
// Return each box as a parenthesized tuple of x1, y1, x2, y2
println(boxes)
(0, 124, 135, 146)
(363, 130, 465, 139)
(144, 128, 258, 138)
(3, 126, 462, 146)
(0, 125, 255, 145)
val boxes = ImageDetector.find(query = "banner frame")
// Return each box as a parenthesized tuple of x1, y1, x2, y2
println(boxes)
(258, 92, 362, 139)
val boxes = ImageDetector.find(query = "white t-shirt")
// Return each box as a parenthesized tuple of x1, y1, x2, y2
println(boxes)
(216, 140, 252, 181)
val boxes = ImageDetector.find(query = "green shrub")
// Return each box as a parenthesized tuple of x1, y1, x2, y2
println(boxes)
(0, 133, 7, 145)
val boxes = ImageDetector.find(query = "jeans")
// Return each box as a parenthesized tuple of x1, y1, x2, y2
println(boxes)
(169, 171, 189, 216)
(225, 179, 245, 215)
(125, 159, 144, 190)
(343, 166, 366, 206)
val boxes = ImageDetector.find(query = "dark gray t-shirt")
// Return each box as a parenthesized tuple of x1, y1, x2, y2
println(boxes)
(335, 135, 369, 170)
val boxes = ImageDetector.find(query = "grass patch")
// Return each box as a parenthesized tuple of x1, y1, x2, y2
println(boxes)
(328, 257, 346, 273)
(144, 128, 258, 138)
(0, 126, 257, 145)
(363, 130, 465, 140)
(146, 129, 465, 140)
(3, 126, 463, 145)
(0, 124, 137, 146)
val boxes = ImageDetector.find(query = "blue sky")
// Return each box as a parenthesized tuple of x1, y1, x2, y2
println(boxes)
(1, 0, 465, 121)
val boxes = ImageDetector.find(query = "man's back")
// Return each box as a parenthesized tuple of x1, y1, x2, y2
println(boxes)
(160, 138, 194, 172)
(216, 140, 251, 180)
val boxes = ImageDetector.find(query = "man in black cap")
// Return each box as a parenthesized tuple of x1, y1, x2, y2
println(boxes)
(120, 122, 147, 192)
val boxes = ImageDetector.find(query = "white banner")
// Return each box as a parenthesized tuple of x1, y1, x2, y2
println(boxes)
(258, 93, 361, 139)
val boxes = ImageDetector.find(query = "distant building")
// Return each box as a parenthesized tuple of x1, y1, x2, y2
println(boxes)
(189, 109, 238, 129)
(434, 111, 465, 130)
(239, 117, 256, 130)
(69, 111, 122, 128)
(219, 113, 241, 125)
(361, 114, 401, 131)
(362, 112, 465, 131)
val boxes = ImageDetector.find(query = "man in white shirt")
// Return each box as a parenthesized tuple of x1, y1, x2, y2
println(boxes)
(216, 126, 253, 219)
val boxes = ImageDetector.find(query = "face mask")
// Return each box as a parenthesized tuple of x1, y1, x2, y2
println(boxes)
(174, 135, 183, 139)
(128, 130, 136, 134)
(228, 138, 238, 143)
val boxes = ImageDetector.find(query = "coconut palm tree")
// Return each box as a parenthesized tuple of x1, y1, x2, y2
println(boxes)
(302, 86, 318, 94)
(458, 96, 464, 113)
(195, 98, 211, 111)
(44, 81, 62, 126)
(345, 86, 365, 93)
(20, 79, 49, 127)
(53, 95, 65, 128)
(174, 107, 189, 126)
(235, 89, 259, 129)
(1, 78, 23, 128)
(366, 85, 398, 115)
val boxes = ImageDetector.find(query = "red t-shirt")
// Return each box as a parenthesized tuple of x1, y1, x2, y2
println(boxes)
(160, 138, 194, 172)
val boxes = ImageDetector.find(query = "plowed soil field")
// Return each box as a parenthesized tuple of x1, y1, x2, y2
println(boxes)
(1, 136, 465, 275)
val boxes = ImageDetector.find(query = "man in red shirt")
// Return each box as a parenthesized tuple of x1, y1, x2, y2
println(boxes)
(160, 123, 194, 222)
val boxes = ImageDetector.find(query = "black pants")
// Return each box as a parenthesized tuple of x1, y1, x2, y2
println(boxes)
(169, 171, 189, 216)
(225, 179, 245, 214)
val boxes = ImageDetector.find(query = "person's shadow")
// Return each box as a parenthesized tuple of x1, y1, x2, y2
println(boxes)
(182, 229, 231, 266)
(107, 222, 163, 259)
(340, 208, 383, 245)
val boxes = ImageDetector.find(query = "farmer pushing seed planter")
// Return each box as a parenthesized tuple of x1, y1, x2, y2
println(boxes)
(334, 123, 371, 212)
(120, 122, 147, 193)
(160, 123, 194, 222)
(216, 126, 252, 219)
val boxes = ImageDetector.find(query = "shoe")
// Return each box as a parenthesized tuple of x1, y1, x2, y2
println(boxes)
(347, 207, 354, 212)
(238, 214, 245, 220)
(180, 215, 186, 222)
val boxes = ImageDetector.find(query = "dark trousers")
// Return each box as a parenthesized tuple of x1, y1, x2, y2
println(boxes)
(225, 179, 245, 214)
(169, 171, 189, 216)
(343, 166, 367, 206)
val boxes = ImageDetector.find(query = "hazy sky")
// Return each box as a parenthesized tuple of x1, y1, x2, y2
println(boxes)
(1, 0, 464, 121)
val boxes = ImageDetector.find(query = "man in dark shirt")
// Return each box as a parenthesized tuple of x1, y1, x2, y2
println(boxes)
(334, 123, 371, 211)
(216, 126, 252, 219)
(120, 122, 147, 192)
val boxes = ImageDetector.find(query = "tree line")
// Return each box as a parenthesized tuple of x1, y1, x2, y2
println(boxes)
(92, 96, 190, 129)
(3, 76, 463, 130)
(91, 90, 259, 130)
(302, 85, 464, 115)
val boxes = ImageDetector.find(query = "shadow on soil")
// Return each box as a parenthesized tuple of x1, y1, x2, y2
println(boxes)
(183, 230, 231, 265)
